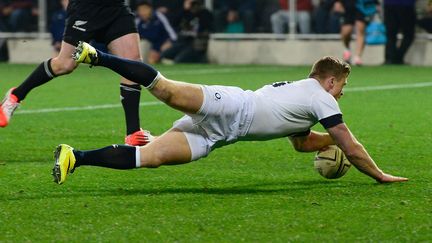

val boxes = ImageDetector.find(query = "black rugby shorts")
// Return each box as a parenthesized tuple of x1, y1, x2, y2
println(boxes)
(63, 1, 137, 46)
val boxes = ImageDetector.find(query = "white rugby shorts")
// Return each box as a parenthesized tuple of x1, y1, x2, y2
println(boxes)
(172, 85, 255, 161)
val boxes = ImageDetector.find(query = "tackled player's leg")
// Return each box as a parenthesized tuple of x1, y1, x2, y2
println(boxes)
(74, 41, 205, 115)
(52, 128, 193, 184)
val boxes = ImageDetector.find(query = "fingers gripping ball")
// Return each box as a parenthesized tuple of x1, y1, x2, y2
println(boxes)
(314, 145, 351, 179)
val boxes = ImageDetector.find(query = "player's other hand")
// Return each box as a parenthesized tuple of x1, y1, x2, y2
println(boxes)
(376, 173, 408, 183)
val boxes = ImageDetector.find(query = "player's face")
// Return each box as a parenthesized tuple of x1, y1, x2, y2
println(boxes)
(331, 76, 348, 100)
(137, 5, 152, 21)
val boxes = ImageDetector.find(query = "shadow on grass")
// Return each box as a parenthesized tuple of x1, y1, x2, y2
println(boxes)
(0, 179, 374, 201)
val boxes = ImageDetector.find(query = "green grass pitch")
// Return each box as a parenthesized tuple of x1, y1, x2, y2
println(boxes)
(0, 63, 431, 241)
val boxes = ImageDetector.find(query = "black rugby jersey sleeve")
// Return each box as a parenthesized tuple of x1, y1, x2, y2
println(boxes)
(319, 114, 344, 129)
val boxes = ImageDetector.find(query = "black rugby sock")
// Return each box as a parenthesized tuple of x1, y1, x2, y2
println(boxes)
(120, 83, 142, 135)
(96, 51, 159, 88)
(12, 59, 56, 101)
(74, 145, 139, 169)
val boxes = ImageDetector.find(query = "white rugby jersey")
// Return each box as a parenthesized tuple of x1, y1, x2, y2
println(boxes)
(243, 78, 342, 140)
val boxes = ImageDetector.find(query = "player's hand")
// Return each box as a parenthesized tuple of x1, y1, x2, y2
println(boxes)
(376, 173, 408, 183)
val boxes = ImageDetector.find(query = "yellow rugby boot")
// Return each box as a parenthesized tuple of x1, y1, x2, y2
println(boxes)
(52, 144, 76, 185)
(72, 41, 98, 66)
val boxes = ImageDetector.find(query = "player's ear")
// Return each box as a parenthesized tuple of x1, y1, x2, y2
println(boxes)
(328, 77, 335, 88)
(331, 77, 336, 84)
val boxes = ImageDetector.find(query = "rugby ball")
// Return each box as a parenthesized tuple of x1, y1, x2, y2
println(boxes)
(314, 145, 351, 179)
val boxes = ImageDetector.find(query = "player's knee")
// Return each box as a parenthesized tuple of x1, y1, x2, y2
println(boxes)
(142, 161, 161, 168)
(140, 150, 165, 168)
(142, 160, 163, 168)
(118, 51, 142, 62)
(163, 91, 177, 106)
(163, 85, 186, 108)
(51, 58, 77, 75)
(152, 82, 176, 104)
(61, 64, 76, 75)
(128, 54, 142, 62)
(61, 60, 78, 74)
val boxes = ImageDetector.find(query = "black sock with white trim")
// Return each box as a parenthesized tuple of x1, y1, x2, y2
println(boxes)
(95, 51, 160, 89)
(12, 59, 56, 101)
(73, 145, 140, 169)
(120, 84, 142, 135)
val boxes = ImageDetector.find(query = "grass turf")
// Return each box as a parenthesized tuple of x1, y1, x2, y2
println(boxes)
(0, 63, 431, 241)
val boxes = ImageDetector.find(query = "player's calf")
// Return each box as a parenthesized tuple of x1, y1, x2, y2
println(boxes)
(50, 56, 78, 75)
(73, 41, 160, 89)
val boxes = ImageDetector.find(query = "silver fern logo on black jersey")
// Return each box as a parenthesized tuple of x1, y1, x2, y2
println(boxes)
(72, 20, 88, 32)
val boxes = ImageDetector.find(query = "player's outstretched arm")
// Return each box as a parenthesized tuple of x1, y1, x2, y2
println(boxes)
(326, 123, 408, 183)
(289, 131, 335, 152)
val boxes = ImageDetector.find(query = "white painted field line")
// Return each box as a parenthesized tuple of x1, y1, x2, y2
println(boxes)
(345, 81, 432, 92)
(15, 101, 163, 115)
(163, 66, 287, 75)
(14, 81, 432, 115)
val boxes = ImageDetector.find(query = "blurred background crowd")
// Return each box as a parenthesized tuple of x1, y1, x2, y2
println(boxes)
(0, 0, 431, 64)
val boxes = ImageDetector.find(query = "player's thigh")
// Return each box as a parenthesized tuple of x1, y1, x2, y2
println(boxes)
(341, 24, 353, 36)
(355, 20, 366, 35)
(139, 128, 192, 167)
(107, 33, 142, 61)
(341, 8, 355, 31)
(107, 33, 141, 85)
(399, 9, 416, 36)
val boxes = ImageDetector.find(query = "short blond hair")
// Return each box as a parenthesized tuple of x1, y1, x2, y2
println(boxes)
(308, 56, 351, 81)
